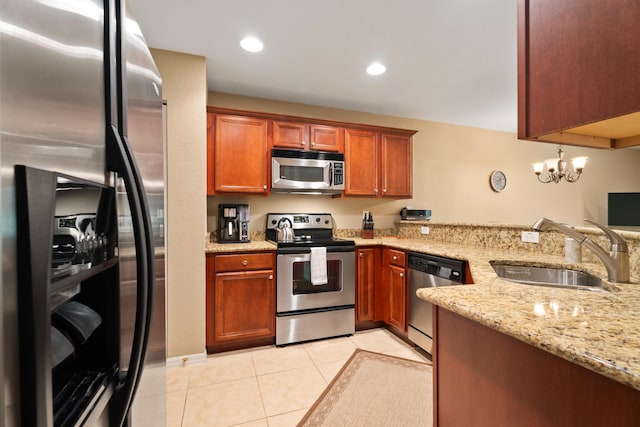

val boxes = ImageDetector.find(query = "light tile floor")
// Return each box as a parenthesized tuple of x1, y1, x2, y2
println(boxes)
(166, 328, 430, 427)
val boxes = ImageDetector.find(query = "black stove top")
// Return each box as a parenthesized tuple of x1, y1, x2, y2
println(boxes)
(273, 236, 355, 249)
(265, 213, 355, 251)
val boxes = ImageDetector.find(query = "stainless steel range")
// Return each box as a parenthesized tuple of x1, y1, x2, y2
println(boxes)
(266, 213, 355, 345)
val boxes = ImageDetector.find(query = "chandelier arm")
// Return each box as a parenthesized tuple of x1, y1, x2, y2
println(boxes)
(564, 170, 581, 182)
(537, 174, 553, 183)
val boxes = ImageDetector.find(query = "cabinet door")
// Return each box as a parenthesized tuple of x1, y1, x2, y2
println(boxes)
(344, 128, 379, 196)
(356, 247, 379, 322)
(518, 0, 640, 147)
(272, 121, 307, 150)
(380, 133, 412, 198)
(206, 112, 215, 195)
(214, 114, 268, 193)
(387, 264, 407, 332)
(213, 270, 275, 342)
(309, 125, 344, 152)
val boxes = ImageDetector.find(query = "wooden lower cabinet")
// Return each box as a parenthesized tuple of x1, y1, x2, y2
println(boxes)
(356, 247, 380, 324)
(206, 252, 275, 352)
(387, 265, 406, 331)
(433, 307, 640, 426)
(380, 248, 407, 335)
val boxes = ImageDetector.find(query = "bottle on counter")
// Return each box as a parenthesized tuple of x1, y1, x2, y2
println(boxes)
(565, 237, 582, 264)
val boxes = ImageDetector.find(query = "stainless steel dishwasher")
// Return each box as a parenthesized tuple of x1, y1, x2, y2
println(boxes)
(408, 252, 466, 354)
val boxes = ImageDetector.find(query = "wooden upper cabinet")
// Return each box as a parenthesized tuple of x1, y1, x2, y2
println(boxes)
(345, 128, 413, 198)
(272, 120, 344, 152)
(518, 0, 640, 148)
(212, 114, 269, 194)
(309, 124, 344, 152)
(380, 133, 412, 197)
(206, 107, 416, 197)
(344, 128, 378, 196)
(206, 112, 215, 194)
(271, 121, 307, 150)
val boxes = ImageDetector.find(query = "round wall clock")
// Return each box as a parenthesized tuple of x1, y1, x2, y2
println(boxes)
(489, 170, 507, 192)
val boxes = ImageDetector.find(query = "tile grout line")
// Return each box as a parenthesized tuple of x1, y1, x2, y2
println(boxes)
(249, 348, 270, 426)
(171, 328, 423, 426)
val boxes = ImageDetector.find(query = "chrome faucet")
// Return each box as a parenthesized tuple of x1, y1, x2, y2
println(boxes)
(532, 217, 630, 283)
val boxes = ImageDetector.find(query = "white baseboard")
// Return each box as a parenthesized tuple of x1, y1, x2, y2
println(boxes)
(166, 351, 207, 368)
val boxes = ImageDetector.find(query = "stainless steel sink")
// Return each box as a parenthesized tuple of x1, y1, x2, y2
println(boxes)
(490, 262, 606, 292)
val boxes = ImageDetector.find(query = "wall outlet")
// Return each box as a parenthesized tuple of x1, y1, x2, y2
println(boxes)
(521, 231, 539, 243)
(421, 226, 430, 235)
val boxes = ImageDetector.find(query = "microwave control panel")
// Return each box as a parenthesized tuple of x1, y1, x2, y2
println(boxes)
(333, 162, 343, 186)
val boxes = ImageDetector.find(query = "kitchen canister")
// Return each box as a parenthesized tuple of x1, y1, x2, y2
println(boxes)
(565, 238, 582, 264)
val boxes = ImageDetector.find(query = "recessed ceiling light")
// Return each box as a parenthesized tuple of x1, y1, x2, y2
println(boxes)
(240, 36, 263, 53)
(366, 62, 386, 76)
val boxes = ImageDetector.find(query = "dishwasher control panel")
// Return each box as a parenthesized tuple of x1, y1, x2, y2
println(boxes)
(407, 252, 465, 283)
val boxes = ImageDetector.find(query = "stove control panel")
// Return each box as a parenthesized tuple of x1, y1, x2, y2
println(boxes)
(266, 213, 334, 230)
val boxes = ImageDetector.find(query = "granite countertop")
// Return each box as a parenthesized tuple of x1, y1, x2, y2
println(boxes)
(205, 239, 277, 253)
(204, 235, 640, 391)
(372, 237, 640, 392)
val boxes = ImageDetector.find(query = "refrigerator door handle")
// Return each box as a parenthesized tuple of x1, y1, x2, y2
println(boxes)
(106, 124, 154, 424)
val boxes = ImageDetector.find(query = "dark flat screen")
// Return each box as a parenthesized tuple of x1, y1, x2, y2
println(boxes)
(608, 193, 640, 225)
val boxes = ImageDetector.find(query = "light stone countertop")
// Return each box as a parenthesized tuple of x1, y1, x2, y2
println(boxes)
(204, 235, 640, 391)
(205, 239, 277, 253)
(367, 237, 640, 392)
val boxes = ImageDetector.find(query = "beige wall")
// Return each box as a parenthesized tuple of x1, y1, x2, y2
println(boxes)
(208, 92, 640, 232)
(151, 49, 207, 358)
(150, 53, 640, 360)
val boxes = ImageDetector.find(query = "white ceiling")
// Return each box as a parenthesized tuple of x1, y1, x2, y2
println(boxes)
(131, 0, 518, 133)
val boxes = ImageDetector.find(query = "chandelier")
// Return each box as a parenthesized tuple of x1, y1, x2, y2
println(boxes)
(533, 145, 587, 184)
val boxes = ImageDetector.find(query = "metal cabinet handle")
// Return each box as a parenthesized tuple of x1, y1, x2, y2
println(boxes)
(400, 272, 404, 278)
(393, 255, 398, 261)
(268, 274, 273, 280)
(311, 141, 316, 146)
(359, 252, 364, 257)
(301, 141, 306, 146)
(263, 184, 267, 190)
(383, 188, 387, 193)
(242, 259, 248, 266)
(374, 188, 378, 193)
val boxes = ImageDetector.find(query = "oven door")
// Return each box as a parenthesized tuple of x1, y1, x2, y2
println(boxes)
(276, 250, 355, 312)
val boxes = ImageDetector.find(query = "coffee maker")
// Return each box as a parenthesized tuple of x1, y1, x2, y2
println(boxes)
(217, 204, 250, 243)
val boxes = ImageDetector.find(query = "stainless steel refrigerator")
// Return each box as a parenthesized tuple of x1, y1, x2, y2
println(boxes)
(0, 0, 166, 425)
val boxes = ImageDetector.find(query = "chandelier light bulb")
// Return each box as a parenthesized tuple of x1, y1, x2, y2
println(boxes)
(545, 158, 558, 172)
(533, 162, 545, 174)
(571, 156, 588, 171)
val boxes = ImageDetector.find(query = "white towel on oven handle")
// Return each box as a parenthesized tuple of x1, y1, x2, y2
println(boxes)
(310, 247, 328, 286)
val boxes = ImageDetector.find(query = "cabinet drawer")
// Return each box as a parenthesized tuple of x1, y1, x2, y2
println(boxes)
(385, 249, 406, 267)
(215, 252, 274, 272)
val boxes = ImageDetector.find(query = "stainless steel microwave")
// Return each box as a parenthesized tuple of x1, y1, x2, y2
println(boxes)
(271, 149, 345, 194)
